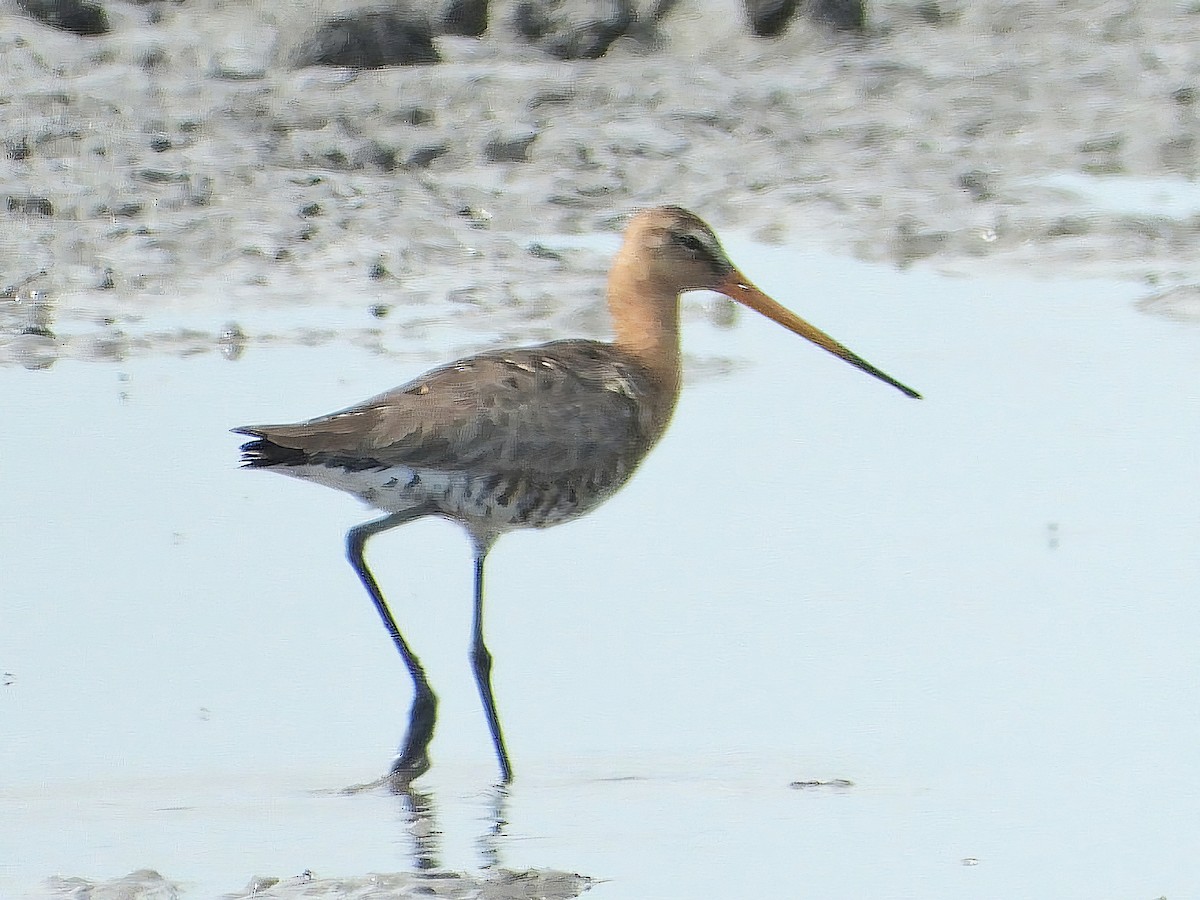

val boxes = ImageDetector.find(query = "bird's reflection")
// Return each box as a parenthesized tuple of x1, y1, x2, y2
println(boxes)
(390, 784, 509, 872)
(396, 788, 440, 871)
(476, 785, 508, 870)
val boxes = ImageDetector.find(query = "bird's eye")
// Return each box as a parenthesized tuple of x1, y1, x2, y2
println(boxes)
(677, 233, 705, 254)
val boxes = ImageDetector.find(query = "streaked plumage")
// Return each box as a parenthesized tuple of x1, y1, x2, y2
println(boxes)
(239, 342, 659, 538)
(236, 206, 919, 789)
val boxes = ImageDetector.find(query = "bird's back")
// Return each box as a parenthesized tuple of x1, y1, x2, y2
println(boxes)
(236, 340, 669, 536)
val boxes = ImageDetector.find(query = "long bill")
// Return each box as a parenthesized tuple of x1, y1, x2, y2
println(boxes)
(716, 271, 922, 400)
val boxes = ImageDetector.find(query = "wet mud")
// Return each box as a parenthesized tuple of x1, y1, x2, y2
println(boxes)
(4, 0, 1200, 368)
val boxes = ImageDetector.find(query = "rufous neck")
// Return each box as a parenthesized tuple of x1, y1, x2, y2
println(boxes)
(606, 252, 683, 434)
(607, 240, 682, 356)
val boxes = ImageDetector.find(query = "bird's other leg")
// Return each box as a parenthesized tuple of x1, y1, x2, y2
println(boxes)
(469, 536, 513, 783)
(346, 507, 439, 790)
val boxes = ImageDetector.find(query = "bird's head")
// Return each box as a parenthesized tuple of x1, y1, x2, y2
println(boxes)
(615, 206, 921, 399)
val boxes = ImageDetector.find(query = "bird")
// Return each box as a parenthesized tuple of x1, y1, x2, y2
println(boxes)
(235, 206, 919, 790)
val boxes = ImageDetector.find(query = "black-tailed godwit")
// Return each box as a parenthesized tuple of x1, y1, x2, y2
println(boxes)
(236, 206, 919, 788)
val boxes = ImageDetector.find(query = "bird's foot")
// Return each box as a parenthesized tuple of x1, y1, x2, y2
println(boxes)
(333, 752, 431, 795)
(386, 751, 431, 793)
(337, 773, 393, 795)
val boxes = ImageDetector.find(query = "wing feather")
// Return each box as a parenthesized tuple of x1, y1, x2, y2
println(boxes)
(234, 340, 657, 477)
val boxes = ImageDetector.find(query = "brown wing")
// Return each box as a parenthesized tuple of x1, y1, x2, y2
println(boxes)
(235, 340, 659, 478)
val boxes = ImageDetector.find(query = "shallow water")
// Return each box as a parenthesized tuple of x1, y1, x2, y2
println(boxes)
(3, 239, 1199, 897)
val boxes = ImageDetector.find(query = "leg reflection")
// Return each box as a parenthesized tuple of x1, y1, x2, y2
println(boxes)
(391, 784, 510, 873)
(396, 788, 441, 871)
(477, 785, 508, 870)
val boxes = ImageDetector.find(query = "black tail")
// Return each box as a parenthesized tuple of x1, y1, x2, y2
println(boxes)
(234, 430, 310, 468)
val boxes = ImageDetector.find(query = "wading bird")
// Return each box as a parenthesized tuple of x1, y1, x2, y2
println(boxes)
(236, 206, 919, 789)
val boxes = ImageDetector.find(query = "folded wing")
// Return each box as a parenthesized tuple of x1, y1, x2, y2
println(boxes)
(234, 340, 658, 479)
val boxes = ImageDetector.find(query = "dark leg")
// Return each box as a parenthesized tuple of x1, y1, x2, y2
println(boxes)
(346, 508, 438, 789)
(469, 539, 513, 783)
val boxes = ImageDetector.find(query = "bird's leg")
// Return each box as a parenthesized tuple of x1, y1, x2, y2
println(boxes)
(469, 538, 513, 783)
(346, 508, 439, 790)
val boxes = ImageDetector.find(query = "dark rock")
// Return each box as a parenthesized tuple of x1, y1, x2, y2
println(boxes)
(6, 138, 31, 161)
(808, 0, 864, 30)
(7, 196, 54, 216)
(366, 141, 399, 171)
(527, 89, 575, 109)
(512, 0, 635, 59)
(744, 0, 799, 36)
(406, 143, 449, 168)
(956, 170, 992, 202)
(1045, 216, 1091, 238)
(456, 206, 492, 228)
(394, 106, 434, 127)
(913, 1, 948, 25)
(484, 130, 538, 163)
(1161, 135, 1197, 173)
(188, 175, 214, 207)
(1172, 86, 1196, 106)
(513, 2, 550, 39)
(319, 147, 350, 169)
(1078, 133, 1124, 175)
(745, 0, 864, 37)
(139, 45, 169, 70)
(135, 168, 187, 184)
(891, 217, 947, 266)
(527, 242, 563, 261)
(439, 0, 487, 36)
(105, 201, 143, 218)
(646, 0, 680, 22)
(15, 0, 110, 35)
(292, 8, 441, 69)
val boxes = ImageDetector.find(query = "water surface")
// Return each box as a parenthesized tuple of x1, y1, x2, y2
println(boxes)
(3, 241, 1199, 898)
